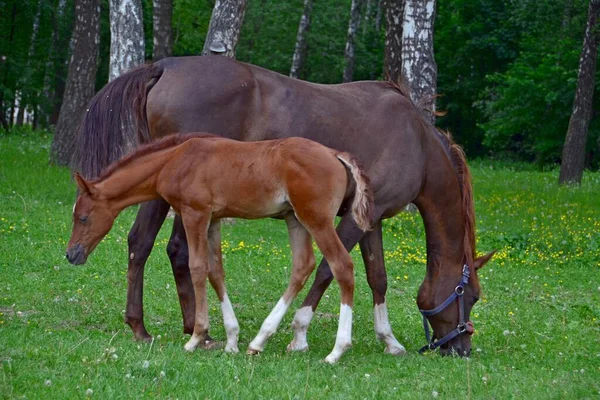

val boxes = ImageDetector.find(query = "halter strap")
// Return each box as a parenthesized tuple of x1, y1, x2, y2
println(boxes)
(418, 265, 470, 354)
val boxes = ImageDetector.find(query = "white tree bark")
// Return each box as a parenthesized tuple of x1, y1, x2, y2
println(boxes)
(383, 0, 404, 83)
(343, 0, 364, 83)
(109, 0, 145, 81)
(202, 0, 248, 58)
(401, 0, 437, 124)
(290, 0, 313, 79)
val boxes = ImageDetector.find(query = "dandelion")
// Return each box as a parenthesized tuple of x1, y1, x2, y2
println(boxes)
(432, 391, 439, 398)
(85, 388, 93, 396)
(142, 360, 150, 369)
(44, 380, 52, 386)
(503, 330, 510, 336)
(364, 373, 370, 378)
(160, 371, 166, 378)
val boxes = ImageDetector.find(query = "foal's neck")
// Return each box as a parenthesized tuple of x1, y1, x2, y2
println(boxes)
(95, 147, 175, 213)
(414, 138, 466, 278)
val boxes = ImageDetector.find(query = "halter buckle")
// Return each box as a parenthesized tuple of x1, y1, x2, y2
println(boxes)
(455, 285, 464, 295)
(457, 323, 467, 334)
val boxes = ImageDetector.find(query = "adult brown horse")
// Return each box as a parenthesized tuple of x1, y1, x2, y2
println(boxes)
(73, 55, 494, 356)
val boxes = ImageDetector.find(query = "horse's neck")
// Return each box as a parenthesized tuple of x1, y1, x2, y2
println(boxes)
(95, 147, 174, 212)
(414, 139, 465, 277)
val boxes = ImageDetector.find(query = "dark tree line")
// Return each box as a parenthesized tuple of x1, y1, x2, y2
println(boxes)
(1, 0, 599, 183)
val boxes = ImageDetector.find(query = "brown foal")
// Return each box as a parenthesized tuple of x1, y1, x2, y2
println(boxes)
(66, 134, 374, 363)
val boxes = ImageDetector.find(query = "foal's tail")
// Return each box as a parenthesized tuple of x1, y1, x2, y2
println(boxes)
(335, 152, 375, 231)
(72, 63, 164, 178)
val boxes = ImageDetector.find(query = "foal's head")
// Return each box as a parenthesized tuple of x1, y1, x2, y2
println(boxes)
(66, 174, 116, 265)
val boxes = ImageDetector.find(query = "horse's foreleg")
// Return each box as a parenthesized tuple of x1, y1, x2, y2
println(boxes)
(166, 216, 196, 335)
(180, 208, 212, 352)
(289, 214, 364, 351)
(248, 214, 316, 354)
(207, 221, 239, 353)
(359, 220, 406, 355)
(125, 199, 170, 341)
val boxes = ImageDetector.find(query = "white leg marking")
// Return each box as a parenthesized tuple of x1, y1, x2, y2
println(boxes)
(248, 297, 290, 353)
(184, 333, 203, 352)
(287, 306, 313, 352)
(324, 304, 352, 364)
(374, 302, 406, 355)
(221, 294, 240, 353)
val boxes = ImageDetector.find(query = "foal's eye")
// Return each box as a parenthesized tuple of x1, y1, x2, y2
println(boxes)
(79, 216, 88, 223)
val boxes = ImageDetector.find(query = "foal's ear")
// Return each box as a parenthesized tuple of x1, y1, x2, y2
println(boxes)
(74, 173, 95, 196)
(473, 250, 496, 270)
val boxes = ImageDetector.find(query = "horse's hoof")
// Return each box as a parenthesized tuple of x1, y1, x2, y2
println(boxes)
(286, 341, 309, 353)
(133, 332, 153, 343)
(322, 354, 338, 364)
(184, 341, 197, 352)
(385, 345, 407, 356)
(224, 345, 239, 354)
(247, 348, 261, 355)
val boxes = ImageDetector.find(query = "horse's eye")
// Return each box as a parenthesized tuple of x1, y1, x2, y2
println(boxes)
(79, 216, 88, 223)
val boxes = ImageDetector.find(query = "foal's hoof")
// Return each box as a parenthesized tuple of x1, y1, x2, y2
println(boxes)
(224, 345, 239, 354)
(286, 340, 309, 353)
(246, 348, 261, 356)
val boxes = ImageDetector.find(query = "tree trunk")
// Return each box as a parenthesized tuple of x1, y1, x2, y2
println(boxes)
(383, 0, 404, 83)
(0, 2, 18, 128)
(290, 0, 313, 79)
(375, 0, 383, 32)
(42, 0, 68, 128)
(201, 0, 248, 58)
(50, 0, 101, 166)
(559, 0, 600, 185)
(19, 0, 43, 127)
(109, 0, 145, 81)
(152, 0, 173, 61)
(401, 0, 437, 124)
(343, 0, 364, 83)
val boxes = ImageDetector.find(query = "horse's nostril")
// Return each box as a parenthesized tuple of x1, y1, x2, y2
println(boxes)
(65, 252, 70, 261)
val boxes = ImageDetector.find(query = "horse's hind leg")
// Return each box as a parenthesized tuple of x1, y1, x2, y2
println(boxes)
(247, 213, 316, 354)
(207, 221, 240, 353)
(307, 223, 355, 364)
(180, 208, 212, 352)
(288, 213, 364, 353)
(167, 216, 196, 336)
(359, 220, 406, 355)
(125, 199, 170, 341)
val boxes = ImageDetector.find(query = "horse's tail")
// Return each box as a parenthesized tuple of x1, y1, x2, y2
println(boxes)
(335, 152, 374, 231)
(72, 63, 164, 178)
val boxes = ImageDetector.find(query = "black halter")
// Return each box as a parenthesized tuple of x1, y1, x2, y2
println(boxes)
(418, 264, 472, 354)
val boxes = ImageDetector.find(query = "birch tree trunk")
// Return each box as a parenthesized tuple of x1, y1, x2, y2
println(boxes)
(383, 0, 404, 83)
(109, 0, 145, 81)
(290, 0, 313, 79)
(153, 0, 173, 61)
(343, 0, 364, 83)
(559, 0, 600, 185)
(201, 0, 248, 58)
(50, 0, 101, 166)
(401, 0, 437, 124)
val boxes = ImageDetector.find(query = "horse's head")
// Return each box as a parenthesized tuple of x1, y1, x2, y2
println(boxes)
(417, 251, 495, 356)
(66, 173, 115, 265)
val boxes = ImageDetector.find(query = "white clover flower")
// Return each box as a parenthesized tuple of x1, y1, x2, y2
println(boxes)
(85, 388, 93, 396)
(44, 380, 52, 386)
(142, 360, 150, 369)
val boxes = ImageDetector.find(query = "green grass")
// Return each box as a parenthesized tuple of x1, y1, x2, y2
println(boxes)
(0, 132, 599, 399)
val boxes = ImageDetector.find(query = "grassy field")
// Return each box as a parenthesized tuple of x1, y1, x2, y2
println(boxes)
(0, 131, 599, 399)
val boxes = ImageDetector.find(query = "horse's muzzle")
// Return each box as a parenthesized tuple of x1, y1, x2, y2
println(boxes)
(66, 244, 87, 265)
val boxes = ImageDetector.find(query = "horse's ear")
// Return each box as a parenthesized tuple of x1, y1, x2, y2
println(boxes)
(473, 250, 496, 270)
(74, 173, 95, 196)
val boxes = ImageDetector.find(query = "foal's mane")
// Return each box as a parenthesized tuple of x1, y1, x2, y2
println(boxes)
(385, 80, 476, 267)
(89, 133, 220, 183)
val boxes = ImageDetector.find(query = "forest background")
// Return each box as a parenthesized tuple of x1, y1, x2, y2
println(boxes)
(1, 0, 599, 170)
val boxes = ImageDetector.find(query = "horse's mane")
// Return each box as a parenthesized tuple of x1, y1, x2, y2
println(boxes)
(435, 129, 476, 268)
(89, 133, 220, 183)
(386, 79, 476, 266)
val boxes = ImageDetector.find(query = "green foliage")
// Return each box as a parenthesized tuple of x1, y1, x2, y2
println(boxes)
(1, 0, 599, 169)
(1, 131, 600, 398)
